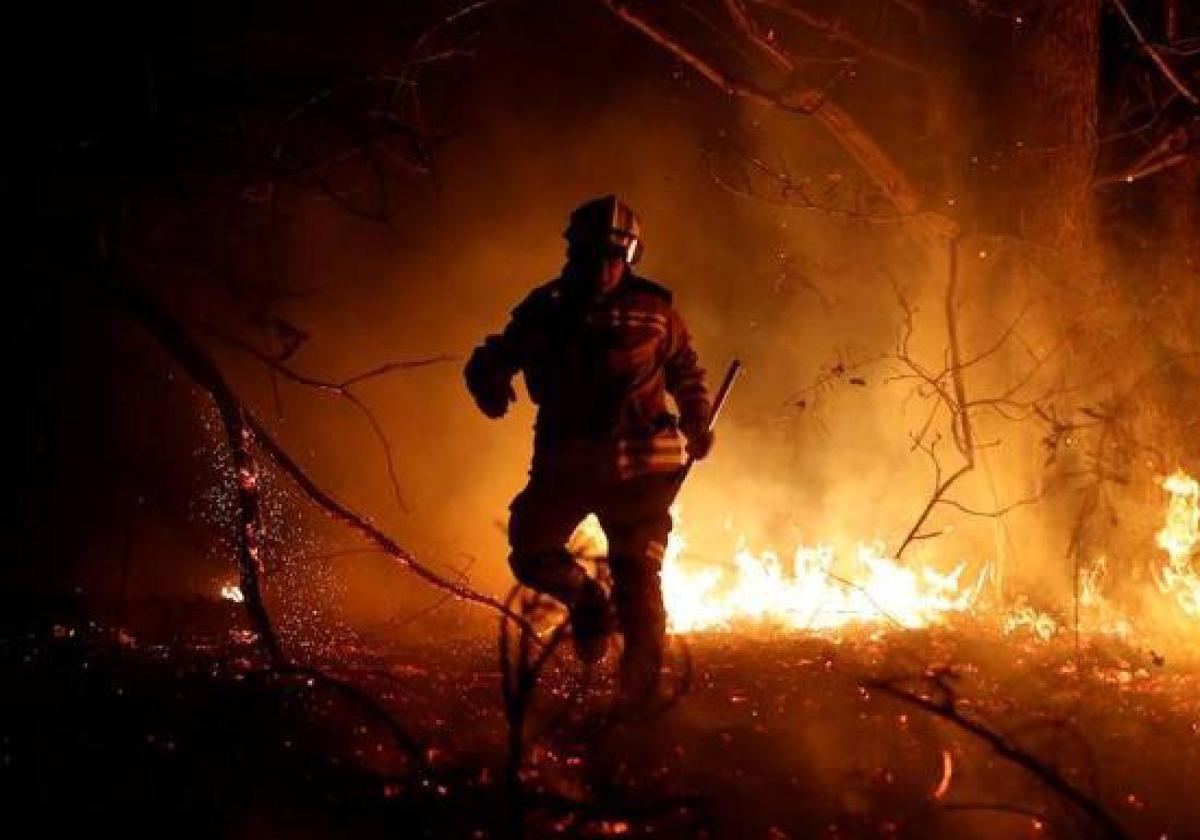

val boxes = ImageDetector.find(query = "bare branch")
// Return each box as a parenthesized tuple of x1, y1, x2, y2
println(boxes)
(1096, 121, 1197, 185)
(1110, 0, 1199, 106)
(114, 276, 535, 635)
(723, 0, 795, 71)
(705, 138, 913, 223)
(749, 0, 930, 77)
(597, 0, 932, 217)
(197, 322, 456, 515)
(893, 447, 972, 558)
(944, 237, 974, 463)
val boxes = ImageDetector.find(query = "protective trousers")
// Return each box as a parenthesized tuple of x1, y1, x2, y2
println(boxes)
(507, 470, 677, 683)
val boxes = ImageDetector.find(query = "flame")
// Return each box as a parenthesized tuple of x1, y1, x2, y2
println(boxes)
(1155, 470, 1200, 618)
(558, 471, 1200, 639)
(662, 532, 985, 633)
(567, 510, 986, 633)
(1080, 555, 1107, 607)
(1000, 598, 1060, 642)
(220, 583, 245, 603)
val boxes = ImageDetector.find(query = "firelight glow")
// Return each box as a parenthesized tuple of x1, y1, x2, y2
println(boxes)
(570, 509, 989, 634)
(220, 583, 245, 603)
(661, 526, 986, 633)
(1155, 470, 1200, 618)
(559, 469, 1200, 637)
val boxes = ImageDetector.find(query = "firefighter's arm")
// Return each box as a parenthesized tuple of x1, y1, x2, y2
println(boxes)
(664, 308, 714, 459)
(464, 317, 522, 420)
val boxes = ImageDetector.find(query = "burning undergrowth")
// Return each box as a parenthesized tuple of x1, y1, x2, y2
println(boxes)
(555, 467, 1200, 661)
(15, 410, 1200, 837)
(9, 589, 1199, 839)
(141, 265, 1200, 838)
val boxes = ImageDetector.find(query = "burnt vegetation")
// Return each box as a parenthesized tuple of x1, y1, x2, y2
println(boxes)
(6, 0, 1200, 838)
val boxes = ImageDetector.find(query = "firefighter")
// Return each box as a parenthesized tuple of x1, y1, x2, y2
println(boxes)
(464, 195, 712, 702)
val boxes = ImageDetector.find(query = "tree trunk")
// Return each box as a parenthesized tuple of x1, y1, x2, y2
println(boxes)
(1010, 0, 1102, 276)
(1002, 0, 1111, 595)
(1157, 160, 1200, 328)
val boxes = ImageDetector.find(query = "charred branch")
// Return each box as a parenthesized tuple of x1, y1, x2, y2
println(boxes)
(747, 0, 931, 77)
(197, 321, 456, 515)
(597, 0, 932, 218)
(867, 670, 1132, 840)
(111, 273, 535, 635)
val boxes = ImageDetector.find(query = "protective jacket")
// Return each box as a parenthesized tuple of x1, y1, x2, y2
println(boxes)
(466, 267, 709, 480)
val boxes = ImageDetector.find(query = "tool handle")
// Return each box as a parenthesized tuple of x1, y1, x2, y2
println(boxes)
(675, 358, 742, 488)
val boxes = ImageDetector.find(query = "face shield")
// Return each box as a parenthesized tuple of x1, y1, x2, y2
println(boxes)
(565, 195, 643, 266)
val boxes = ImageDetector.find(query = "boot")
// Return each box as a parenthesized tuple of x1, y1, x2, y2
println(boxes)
(569, 578, 612, 664)
(617, 627, 665, 707)
(610, 556, 668, 706)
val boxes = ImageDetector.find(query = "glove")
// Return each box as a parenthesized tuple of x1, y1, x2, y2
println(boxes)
(475, 380, 516, 419)
(465, 346, 516, 419)
(685, 428, 714, 461)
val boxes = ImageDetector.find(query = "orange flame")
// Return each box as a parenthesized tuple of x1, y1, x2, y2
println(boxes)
(931, 749, 954, 800)
(662, 529, 986, 633)
(563, 471, 1200, 640)
(220, 583, 245, 603)
(1155, 470, 1200, 618)
(572, 508, 988, 634)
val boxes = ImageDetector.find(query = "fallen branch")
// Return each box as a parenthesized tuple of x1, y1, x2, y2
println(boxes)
(868, 670, 1132, 840)
(112, 275, 535, 636)
(112, 271, 436, 764)
(198, 321, 456, 515)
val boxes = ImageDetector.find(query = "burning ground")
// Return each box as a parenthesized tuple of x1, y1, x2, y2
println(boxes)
(7, 599, 1200, 839)
(6, 471, 1200, 838)
(9, 0, 1200, 837)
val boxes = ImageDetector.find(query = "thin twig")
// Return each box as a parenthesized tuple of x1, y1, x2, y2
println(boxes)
(197, 321, 455, 515)
(115, 276, 535, 635)
(1110, 0, 1199, 106)
(596, 0, 928, 215)
(868, 671, 1131, 840)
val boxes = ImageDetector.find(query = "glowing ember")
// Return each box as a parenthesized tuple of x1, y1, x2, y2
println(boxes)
(1155, 470, 1200, 618)
(931, 749, 954, 800)
(220, 583, 245, 603)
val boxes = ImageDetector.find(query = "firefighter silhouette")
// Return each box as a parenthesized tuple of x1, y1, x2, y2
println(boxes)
(466, 195, 712, 701)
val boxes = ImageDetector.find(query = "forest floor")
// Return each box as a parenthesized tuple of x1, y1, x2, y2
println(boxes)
(3, 592, 1198, 839)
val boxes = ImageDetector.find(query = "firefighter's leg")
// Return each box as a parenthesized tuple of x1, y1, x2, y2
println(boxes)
(507, 479, 591, 603)
(598, 474, 676, 701)
(508, 479, 611, 662)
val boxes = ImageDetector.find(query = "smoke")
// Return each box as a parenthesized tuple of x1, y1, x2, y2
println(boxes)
(247, 22, 1009, 635)
(37, 1, 1195, 651)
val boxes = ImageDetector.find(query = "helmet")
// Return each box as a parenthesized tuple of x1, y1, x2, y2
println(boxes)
(564, 194, 643, 265)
